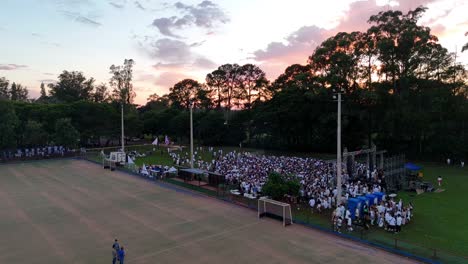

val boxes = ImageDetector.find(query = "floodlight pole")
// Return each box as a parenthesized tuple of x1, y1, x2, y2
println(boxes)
(190, 103, 194, 169)
(121, 102, 125, 153)
(336, 90, 343, 204)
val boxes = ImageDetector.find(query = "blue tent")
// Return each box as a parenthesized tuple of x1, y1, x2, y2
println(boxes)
(405, 163, 422, 171)
(347, 198, 361, 220)
(373, 192, 384, 203)
(365, 194, 378, 206)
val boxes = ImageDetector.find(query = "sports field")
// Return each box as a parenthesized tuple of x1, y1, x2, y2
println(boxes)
(0, 159, 417, 264)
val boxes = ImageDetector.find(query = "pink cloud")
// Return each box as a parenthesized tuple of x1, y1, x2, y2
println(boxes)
(253, 0, 438, 80)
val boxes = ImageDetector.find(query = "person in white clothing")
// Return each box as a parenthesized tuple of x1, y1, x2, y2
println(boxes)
(396, 214, 403, 233)
(336, 217, 343, 233)
(378, 213, 384, 228)
(389, 215, 396, 232)
(309, 198, 315, 213)
(345, 209, 351, 220)
(322, 199, 329, 210)
(347, 216, 353, 231)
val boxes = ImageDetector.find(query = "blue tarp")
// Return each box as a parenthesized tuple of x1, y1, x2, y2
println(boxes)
(365, 194, 377, 206)
(405, 163, 422, 171)
(347, 198, 361, 220)
(373, 192, 384, 203)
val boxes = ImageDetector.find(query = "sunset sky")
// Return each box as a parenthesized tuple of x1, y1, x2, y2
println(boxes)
(0, 0, 467, 105)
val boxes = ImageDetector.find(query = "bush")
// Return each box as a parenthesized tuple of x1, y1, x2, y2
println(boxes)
(262, 172, 300, 200)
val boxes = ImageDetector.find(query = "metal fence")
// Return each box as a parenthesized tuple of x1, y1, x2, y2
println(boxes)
(79, 152, 467, 264)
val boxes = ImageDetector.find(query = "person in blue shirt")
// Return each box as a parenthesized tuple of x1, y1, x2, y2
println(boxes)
(118, 246, 125, 264)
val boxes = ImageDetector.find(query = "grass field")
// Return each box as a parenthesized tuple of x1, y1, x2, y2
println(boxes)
(0, 159, 417, 264)
(393, 163, 468, 256)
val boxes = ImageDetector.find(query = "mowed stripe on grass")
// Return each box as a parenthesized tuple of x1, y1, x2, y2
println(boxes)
(0, 160, 418, 264)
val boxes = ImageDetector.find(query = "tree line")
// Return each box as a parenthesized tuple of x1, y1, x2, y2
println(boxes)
(0, 7, 467, 159)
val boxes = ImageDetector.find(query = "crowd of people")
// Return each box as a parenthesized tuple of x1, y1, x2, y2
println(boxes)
(163, 147, 415, 233)
(168, 148, 386, 201)
(0, 145, 75, 161)
(333, 197, 413, 233)
(137, 163, 177, 179)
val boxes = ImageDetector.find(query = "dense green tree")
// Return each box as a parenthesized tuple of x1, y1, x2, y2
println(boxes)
(49, 71, 94, 102)
(168, 79, 203, 109)
(22, 120, 48, 147)
(147, 93, 160, 102)
(197, 111, 227, 145)
(140, 94, 170, 113)
(0, 102, 18, 149)
(271, 64, 316, 93)
(0, 77, 9, 100)
(309, 31, 361, 94)
(93, 83, 109, 103)
(53, 118, 80, 148)
(9, 82, 29, 101)
(262, 172, 300, 200)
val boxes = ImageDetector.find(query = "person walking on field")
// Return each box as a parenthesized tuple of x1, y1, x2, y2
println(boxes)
(437, 176, 442, 187)
(112, 247, 118, 264)
(112, 239, 120, 264)
(118, 246, 126, 264)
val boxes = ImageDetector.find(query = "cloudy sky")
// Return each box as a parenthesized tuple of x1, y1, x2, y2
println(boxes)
(0, 0, 467, 104)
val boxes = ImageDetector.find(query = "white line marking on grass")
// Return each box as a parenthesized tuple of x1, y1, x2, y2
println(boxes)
(129, 221, 261, 263)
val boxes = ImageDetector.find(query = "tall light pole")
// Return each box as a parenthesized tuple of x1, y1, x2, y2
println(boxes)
(121, 102, 125, 153)
(334, 89, 344, 204)
(190, 103, 194, 169)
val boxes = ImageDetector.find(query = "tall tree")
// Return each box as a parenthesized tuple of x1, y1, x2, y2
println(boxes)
(40, 82, 47, 98)
(238, 64, 269, 109)
(93, 83, 109, 103)
(9, 82, 29, 101)
(147, 93, 160, 102)
(168, 79, 203, 109)
(49, 71, 94, 102)
(0, 77, 9, 100)
(196, 86, 215, 110)
(271, 64, 316, 93)
(217, 64, 242, 109)
(367, 7, 440, 93)
(309, 31, 362, 93)
(206, 69, 226, 109)
(141, 93, 170, 113)
(109, 59, 135, 104)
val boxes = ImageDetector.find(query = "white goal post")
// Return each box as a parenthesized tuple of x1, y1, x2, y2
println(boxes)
(258, 198, 293, 227)
(103, 158, 116, 171)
